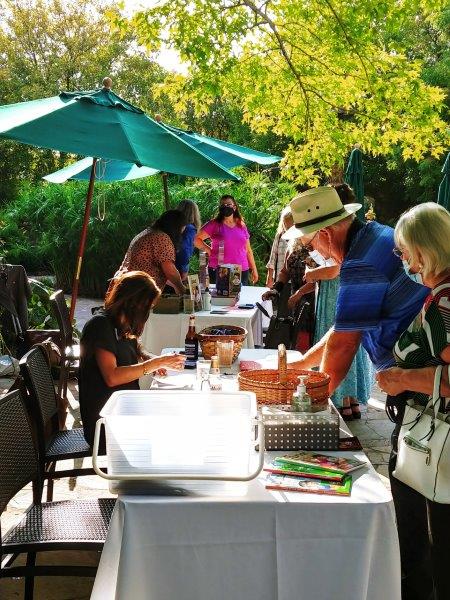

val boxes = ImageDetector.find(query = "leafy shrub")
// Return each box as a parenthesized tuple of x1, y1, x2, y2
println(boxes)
(1, 171, 295, 297)
(28, 278, 59, 329)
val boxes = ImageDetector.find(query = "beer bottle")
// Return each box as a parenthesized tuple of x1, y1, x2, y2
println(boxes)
(184, 314, 199, 367)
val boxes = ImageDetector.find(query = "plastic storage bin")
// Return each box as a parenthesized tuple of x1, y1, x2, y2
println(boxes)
(93, 390, 264, 482)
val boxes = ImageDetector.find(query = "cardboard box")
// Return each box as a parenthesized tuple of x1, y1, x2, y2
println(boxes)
(215, 266, 231, 296)
(229, 264, 242, 295)
(187, 274, 203, 311)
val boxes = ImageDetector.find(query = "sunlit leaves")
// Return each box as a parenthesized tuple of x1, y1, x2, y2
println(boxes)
(123, 0, 449, 185)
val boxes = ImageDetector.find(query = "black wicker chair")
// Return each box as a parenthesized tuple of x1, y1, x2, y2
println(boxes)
(19, 345, 101, 502)
(49, 290, 80, 411)
(0, 388, 115, 600)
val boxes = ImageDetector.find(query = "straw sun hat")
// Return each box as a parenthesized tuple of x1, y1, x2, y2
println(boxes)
(282, 186, 361, 240)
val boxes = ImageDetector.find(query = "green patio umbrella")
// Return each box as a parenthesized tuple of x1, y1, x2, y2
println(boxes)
(158, 121, 281, 169)
(44, 118, 282, 210)
(344, 146, 365, 220)
(43, 157, 160, 183)
(0, 79, 239, 320)
(437, 152, 450, 211)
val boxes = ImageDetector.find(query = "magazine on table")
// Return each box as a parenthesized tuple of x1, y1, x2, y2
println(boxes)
(265, 473, 353, 496)
(275, 451, 366, 475)
(265, 460, 345, 483)
(338, 436, 363, 451)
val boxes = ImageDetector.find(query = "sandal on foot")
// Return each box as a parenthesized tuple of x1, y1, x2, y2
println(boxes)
(350, 400, 361, 419)
(338, 406, 353, 421)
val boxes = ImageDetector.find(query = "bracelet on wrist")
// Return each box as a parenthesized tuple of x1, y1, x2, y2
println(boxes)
(142, 362, 153, 376)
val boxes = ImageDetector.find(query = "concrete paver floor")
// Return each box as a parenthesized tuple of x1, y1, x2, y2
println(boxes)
(0, 297, 394, 599)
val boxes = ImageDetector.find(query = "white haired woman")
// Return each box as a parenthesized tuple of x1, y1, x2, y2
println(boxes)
(376, 202, 450, 600)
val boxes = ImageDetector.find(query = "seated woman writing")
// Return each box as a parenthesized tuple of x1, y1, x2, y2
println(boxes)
(79, 271, 185, 448)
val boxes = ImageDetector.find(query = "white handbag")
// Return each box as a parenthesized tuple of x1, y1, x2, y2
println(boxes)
(393, 365, 450, 503)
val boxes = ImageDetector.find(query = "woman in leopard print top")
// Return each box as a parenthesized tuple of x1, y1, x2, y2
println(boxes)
(113, 210, 187, 295)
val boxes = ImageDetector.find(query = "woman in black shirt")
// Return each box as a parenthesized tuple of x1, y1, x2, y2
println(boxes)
(79, 271, 185, 447)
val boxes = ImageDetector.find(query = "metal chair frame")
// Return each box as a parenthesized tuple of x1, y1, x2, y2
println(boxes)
(19, 345, 98, 502)
(0, 388, 115, 600)
(49, 290, 80, 408)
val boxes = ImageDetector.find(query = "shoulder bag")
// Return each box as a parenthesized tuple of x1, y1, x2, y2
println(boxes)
(393, 365, 450, 503)
(256, 302, 293, 349)
(256, 301, 310, 350)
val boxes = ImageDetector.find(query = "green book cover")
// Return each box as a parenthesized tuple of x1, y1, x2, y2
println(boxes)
(266, 460, 344, 482)
(275, 451, 366, 475)
(266, 473, 353, 496)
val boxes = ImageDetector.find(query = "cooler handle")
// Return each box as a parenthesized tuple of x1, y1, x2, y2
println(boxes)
(92, 416, 265, 482)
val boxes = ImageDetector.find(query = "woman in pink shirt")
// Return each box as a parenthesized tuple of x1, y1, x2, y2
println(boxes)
(195, 195, 258, 285)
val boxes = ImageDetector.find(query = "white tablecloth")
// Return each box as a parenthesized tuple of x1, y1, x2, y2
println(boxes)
(92, 347, 400, 600)
(140, 286, 272, 355)
(92, 461, 399, 600)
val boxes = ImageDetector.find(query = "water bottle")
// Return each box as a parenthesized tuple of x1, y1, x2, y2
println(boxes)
(202, 284, 211, 311)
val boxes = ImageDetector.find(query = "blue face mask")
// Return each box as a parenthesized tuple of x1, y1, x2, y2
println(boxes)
(402, 259, 424, 285)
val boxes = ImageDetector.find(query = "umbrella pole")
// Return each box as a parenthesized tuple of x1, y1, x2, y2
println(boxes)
(69, 157, 98, 323)
(161, 172, 170, 210)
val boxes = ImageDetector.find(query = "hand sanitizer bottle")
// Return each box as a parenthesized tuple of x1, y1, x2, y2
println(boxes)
(292, 375, 311, 412)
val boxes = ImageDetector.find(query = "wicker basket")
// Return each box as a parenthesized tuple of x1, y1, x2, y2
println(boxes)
(238, 344, 330, 408)
(197, 325, 247, 362)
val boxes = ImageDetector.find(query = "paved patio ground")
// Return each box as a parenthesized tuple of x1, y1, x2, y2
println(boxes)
(0, 297, 394, 599)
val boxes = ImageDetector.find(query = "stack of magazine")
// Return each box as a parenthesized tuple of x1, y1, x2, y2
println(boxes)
(264, 451, 367, 496)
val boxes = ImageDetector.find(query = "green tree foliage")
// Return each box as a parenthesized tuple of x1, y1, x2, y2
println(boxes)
(124, 0, 449, 185)
(363, 6, 450, 220)
(0, 172, 294, 296)
(0, 0, 170, 203)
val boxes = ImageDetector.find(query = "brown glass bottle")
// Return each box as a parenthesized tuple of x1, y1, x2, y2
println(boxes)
(184, 314, 199, 367)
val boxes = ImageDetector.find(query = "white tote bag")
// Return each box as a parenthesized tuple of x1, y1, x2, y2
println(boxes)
(393, 365, 450, 503)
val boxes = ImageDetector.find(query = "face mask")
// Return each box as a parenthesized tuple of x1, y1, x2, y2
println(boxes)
(308, 249, 326, 266)
(402, 259, 424, 285)
(308, 250, 336, 268)
(219, 205, 234, 218)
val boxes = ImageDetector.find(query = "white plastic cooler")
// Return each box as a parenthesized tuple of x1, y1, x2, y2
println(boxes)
(92, 390, 264, 482)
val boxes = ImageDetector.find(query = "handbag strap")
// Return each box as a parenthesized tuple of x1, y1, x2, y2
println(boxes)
(274, 232, 280, 278)
(410, 365, 443, 441)
(255, 301, 271, 320)
(413, 365, 443, 416)
(431, 365, 444, 419)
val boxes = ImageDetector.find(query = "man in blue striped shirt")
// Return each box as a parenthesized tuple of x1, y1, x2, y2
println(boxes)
(283, 186, 428, 394)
